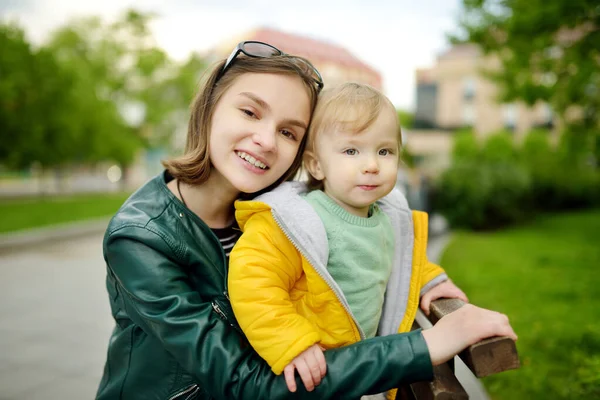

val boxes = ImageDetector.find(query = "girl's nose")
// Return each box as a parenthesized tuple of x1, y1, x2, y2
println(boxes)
(252, 127, 277, 152)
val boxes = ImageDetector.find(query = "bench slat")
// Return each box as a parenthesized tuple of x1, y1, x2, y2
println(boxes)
(427, 298, 520, 377)
(410, 362, 468, 400)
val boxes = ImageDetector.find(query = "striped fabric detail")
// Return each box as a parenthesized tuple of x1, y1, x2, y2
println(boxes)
(211, 224, 241, 265)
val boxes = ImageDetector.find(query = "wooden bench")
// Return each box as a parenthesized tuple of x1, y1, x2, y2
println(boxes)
(402, 298, 520, 399)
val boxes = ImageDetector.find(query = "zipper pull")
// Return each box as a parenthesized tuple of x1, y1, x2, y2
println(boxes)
(211, 301, 227, 320)
(223, 291, 230, 300)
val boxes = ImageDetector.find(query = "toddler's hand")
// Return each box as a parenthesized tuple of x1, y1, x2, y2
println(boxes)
(283, 344, 326, 392)
(420, 280, 468, 315)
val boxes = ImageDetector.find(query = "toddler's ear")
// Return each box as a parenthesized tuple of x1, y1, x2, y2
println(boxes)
(303, 151, 325, 180)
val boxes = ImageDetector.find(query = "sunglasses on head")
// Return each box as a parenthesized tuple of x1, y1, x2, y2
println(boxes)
(216, 41, 324, 92)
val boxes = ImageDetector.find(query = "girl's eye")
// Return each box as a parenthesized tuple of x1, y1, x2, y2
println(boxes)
(379, 149, 391, 156)
(241, 109, 256, 118)
(344, 149, 357, 156)
(280, 129, 296, 140)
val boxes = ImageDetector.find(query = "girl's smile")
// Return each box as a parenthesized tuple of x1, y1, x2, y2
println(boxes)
(208, 73, 311, 195)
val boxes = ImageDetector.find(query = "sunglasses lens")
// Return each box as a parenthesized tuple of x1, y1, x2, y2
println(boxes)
(221, 41, 323, 91)
(292, 59, 324, 89)
(242, 42, 281, 57)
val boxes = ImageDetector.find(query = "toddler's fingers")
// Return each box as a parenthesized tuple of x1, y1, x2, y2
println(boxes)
(306, 350, 323, 386)
(420, 296, 431, 315)
(305, 350, 323, 387)
(295, 359, 316, 392)
(283, 365, 297, 393)
(315, 346, 327, 377)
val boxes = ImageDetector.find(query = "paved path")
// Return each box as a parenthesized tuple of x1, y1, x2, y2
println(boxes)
(0, 233, 112, 399)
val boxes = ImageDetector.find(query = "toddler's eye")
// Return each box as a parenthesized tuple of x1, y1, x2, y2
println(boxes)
(379, 149, 390, 156)
(344, 149, 357, 155)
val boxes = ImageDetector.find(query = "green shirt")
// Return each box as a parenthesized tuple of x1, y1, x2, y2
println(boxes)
(304, 190, 395, 338)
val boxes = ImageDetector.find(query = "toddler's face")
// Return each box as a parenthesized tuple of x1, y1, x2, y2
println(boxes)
(310, 107, 400, 217)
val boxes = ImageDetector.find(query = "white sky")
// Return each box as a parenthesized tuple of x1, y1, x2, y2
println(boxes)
(1, 0, 463, 110)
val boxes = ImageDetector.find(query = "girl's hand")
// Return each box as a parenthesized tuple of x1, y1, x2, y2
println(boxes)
(420, 280, 469, 315)
(421, 303, 517, 365)
(283, 344, 327, 393)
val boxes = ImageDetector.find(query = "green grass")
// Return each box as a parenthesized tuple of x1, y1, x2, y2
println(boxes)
(0, 192, 131, 234)
(441, 209, 600, 400)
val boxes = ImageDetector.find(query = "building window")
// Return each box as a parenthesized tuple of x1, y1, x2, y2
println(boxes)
(463, 77, 476, 100)
(415, 83, 438, 129)
(503, 103, 517, 131)
(462, 104, 475, 126)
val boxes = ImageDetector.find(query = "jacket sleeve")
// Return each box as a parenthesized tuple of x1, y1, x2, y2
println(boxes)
(420, 260, 448, 296)
(105, 225, 433, 400)
(229, 211, 321, 374)
(411, 210, 448, 296)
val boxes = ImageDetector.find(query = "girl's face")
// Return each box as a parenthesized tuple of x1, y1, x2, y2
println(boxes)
(208, 73, 311, 194)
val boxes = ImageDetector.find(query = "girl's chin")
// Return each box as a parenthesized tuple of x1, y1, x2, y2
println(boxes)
(232, 179, 276, 195)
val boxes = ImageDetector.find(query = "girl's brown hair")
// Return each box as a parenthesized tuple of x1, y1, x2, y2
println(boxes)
(162, 56, 320, 192)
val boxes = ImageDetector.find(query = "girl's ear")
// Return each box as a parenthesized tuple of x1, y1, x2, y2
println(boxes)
(303, 150, 325, 180)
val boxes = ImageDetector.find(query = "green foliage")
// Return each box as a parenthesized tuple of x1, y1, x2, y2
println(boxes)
(45, 10, 165, 159)
(454, 0, 600, 160)
(439, 130, 531, 230)
(481, 130, 517, 163)
(397, 109, 414, 129)
(400, 145, 416, 169)
(519, 129, 600, 210)
(452, 128, 480, 162)
(441, 209, 600, 399)
(0, 9, 209, 177)
(434, 160, 531, 230)
(455, 0, 599, 127)
(0, 24, 78, 169)
(436, 127, 599, 229)
(519, 129, 561, 208)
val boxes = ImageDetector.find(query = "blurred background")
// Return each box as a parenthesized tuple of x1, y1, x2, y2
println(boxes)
(0, 0, 598, 399)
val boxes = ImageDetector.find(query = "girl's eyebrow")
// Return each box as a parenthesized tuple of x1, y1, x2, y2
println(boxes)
(239, 92, 307, 130)
(239, 92, 270, 111)
(285, 119, 308, 130)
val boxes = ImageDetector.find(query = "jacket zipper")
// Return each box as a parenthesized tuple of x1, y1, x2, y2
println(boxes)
(212, 298, 244, 335)
(168, 384, 199, 400)
(211, 302, 227, 320)
(271, 210, 366, 340)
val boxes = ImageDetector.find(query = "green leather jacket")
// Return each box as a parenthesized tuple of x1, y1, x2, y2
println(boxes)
(96, 171, 433, 400)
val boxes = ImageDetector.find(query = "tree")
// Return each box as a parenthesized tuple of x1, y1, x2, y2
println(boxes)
(397, 109, 414, 129)
(454, 0, 599, 155)
(1, 9, 208, 186)
(45, 9, 208, 178)
(45, 11, 149, 169)
(0, 23, 81, 170)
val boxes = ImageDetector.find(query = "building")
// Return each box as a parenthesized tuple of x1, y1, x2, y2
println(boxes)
(414, 68, 438, 129)
(414, 44, 554, 139)
(206, 27, 382, 91)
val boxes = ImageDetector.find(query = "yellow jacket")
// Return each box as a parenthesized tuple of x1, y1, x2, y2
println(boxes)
(228, 182, 446, 376)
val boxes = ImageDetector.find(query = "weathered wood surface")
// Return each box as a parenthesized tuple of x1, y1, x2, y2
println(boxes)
(409, 362, 469, 400)
(427, 298, 521, 378)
